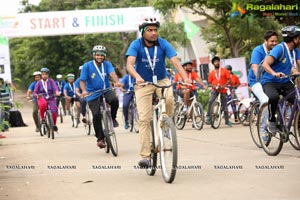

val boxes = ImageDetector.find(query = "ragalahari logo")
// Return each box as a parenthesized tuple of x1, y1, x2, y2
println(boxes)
(230, 2, 247, 18)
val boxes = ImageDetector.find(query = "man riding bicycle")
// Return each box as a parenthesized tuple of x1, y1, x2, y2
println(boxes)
(33, 67, 60, 132)
(55, 74, 67, 115)
(205, 56, 232, 127)
(75, 66, 87, 124)
(64, 73, 80, 124)
(26, 71, 42, 132)
(80, 45, 121, 149)
(125, 16, 191, 168)
(261, 26, 300, 134)
(121, 73, 135, 130)
(174, 60, 207, 113)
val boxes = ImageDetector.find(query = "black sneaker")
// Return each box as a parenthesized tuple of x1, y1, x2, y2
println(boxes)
(112, 119, 119, 127)
(82, 118, 87, 124)
(138, 158, 150, 168)
(53, 125, 58, 132)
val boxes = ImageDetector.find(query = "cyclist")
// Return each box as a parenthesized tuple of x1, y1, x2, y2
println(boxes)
(55, 74, 67, 115)
(33, 67, 60, 132)
(120, 73, 135, 130)
(75, 66, 87, 123)
(125, 16, 191, 167)
(64, 73, 80, 122)
(26, 71, 42, 132)
(205, 56, 232, 127)
(248, 30, 278, 105)
(261, 26, 300, 133)
(174, 60, 207, 113)
(80, 45, 121, 149)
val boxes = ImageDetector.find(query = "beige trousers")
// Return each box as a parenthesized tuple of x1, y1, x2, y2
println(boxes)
(135, 78, 174, 159)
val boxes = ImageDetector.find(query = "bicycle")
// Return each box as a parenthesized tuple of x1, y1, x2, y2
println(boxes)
(56, 96, 64, 123)
(127, 92, 139, 133)
(226, 87, 240, 125)
(88, 88, 118, 157)
(257, 74, 300, 156)
(39, 96, 55, 140)
(84, 103, 94, 135)
(70, 97, 79, 128)
(138, 82, 177, 183)
(173, 87, 204, 130)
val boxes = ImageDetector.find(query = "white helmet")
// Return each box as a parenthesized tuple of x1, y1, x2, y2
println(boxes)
(78, 65, 83, 70)
(139, 16, 160, 35)
(56, 74, 63, 79)
(33, 71, 41, 76)
(67, 73, 75, 80)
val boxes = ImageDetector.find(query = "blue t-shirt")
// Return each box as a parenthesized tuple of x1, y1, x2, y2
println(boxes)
(121, 74, 135, 92)
(125, 37, 176, 82)
(261, 43, 300, 85)
(79, 60, 114, 102)
(248, 44, 267, 87)
(64, 82, 76, 97)
(74, 78, 81, 94)
(28, 81, 37, 102)
(56, 80, 66, 95)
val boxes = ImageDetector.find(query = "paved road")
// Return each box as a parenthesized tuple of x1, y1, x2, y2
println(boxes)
(1, 93, 300, 200)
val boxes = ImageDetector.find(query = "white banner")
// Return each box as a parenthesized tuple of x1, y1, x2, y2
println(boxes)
(0, 36, 12, 82)
(220, 57, 249, 100)
(0, 7, 157, 38)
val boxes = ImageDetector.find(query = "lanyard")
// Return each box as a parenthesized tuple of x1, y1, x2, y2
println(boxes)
(283, 42, 296, 66)
(262, 43, 269, 55)
(144, 46, 157, 75)
(41, 79, 49, 98)
(93, 60, 106, 89)
(69, 83, 75, 95)
(57, 81, 62, 89)
(214, 68, 221, 84)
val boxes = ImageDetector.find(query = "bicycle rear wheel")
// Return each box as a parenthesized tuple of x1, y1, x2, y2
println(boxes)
(227, 99, 240, 125)
(46, 110, 54, 140)
(159, 117, 177, 183)
(291, 110, 300, 150)
(211, 101, 221, 129)
(102, 111, 118, 157)
(192, 102, 204, 130)
(257, 103, 283, 156)
(249, 102, 262, 148)
(174, 104, 186, 130)
(146, 120, 157, 176)
(238, 102, 249, 126)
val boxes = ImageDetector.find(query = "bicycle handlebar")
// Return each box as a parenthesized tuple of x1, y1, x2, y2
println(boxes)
(135, 82, 174, 89)
(86, 87, 113, 97)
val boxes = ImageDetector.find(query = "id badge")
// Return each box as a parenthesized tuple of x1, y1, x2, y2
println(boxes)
(152, 75, 157, 84)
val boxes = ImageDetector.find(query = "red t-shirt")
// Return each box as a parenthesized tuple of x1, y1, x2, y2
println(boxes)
(208, 68, 230, 94)
(230, 74, 241, 87)
(174, 71, 198, 91)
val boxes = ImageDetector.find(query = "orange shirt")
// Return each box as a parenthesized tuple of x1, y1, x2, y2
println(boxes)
(208, 68, 230, 94)
(230, 74, 241, 87)
(174, 71, 198, 91)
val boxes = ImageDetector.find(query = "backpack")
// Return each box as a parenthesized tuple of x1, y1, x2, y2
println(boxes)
(256, 43, 285, 82)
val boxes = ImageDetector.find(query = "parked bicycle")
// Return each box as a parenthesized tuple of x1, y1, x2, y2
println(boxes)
(257, 74, 300, 156)
(138, 82, 177, 183)
(88, 88, 118, 157)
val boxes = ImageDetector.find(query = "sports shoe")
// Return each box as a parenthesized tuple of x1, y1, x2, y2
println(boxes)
(97, 140, 106, 148)
(112, 119, 119, 127)
(124, 122, 129, 130)
(0, 134, 6, 138)
(234, 118, 239, 123)
(205, 117, 211, 125)
(82, 118, 87, 124)
(225, 121, 232, 127)
(35, 128, 40, 132)
(53, 125, 58, 132)
(260, 129, 269, 142)
(138, 158, 150, 168)
(268, 121, 277, 134)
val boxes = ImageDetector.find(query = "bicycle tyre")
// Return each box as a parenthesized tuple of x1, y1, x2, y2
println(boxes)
(174, 104, 186, 130)
(226, 99, 240, 125)
(249, 101, 262, 148)
(102, 111, 118, 157)
(46, 110, 54, 140)
(133, 103, 139, 133)
(159, 117, 177, 183)
(192, 102, 204, 130)
(257, 103, 283, 156)
(58, 103, 63, 123)
(238, 102, 249, 126)
(73, 105, 79, 128)
(211, 101, 221, 129)
(84, 111, 91, 135)
(128, 103, 134, 132)
(146, 120, 158, 176)
(40, 122, 46, 137)
(290, 110, 300, 150)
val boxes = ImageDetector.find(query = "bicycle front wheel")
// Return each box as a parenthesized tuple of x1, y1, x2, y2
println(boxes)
(192, 102, 204, 130)
(102, 111, 118, 157)
(46, 110, 54, 140)
(58, 103, 63, 123)
(257, 103, 283, 156)
(238, 102, 249, 126)
(291, 110, 300, 150)
(211, 101, 221, 129)
(133, 104, 139, 133)
(226, 99, 240, 125)
(249, 102, 261, 148)
(146, 120, 157, 176)
(174, 104, 186, 130)
(159, 117, 177, 183)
